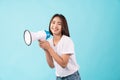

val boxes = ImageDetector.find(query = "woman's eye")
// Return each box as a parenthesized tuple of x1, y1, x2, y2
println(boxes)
(57, 23, 60, 25)
(52, 22, 55, 24)
(51, 21, 55, 24)
(58, 22, 61, 25)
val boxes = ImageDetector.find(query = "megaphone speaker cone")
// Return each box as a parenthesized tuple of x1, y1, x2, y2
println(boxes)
(24, 30, 32, 46)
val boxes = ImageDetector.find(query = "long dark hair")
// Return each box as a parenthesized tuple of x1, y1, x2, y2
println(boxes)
(49, 14, 70, 37)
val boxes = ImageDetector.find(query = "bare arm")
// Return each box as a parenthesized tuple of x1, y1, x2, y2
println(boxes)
(47, 47, 71, 68)
(44, 49, 54, 68)
(39, 40, 70, 68)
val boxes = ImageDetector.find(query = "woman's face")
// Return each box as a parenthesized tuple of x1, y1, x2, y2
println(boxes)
(50, 17, 62, 36)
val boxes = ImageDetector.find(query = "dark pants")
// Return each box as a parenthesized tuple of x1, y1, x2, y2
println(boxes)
(56, 71, 81, 80)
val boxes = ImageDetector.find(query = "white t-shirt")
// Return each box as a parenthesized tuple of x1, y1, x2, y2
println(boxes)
(48, 35, 79, 77)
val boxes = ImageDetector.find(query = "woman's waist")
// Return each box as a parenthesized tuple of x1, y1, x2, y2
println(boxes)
(57, 70, 79, 78)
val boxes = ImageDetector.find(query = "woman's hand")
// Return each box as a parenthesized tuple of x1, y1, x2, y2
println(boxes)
(38, 40, 55, 68)
(38, 40, 51, 50)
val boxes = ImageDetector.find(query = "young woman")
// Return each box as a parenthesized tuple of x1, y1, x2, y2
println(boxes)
(38, 14, 81, 80)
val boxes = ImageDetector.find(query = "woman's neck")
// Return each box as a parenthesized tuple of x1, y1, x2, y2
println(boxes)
(53, 35, 62, 46)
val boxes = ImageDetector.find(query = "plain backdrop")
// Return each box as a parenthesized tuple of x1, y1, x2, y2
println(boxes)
(0, 0, 120, 80)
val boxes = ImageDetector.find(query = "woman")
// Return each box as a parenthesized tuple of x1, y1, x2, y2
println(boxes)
(39, 14, 81, 80)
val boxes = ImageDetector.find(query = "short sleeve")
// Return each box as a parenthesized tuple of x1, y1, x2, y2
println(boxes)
(62, 37, 75, 55)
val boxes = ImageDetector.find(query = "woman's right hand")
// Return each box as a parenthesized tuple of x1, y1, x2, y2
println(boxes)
(38, 40, 51, 51)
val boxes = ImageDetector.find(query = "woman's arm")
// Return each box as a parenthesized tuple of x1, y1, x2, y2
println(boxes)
(47, 47, 71, 68)
(44, 49, 54, 68)
(39, 40, 71, 68)
(38, 40, 54, 68)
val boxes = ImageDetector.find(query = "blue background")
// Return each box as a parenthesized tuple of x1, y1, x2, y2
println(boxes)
(0, 0, 120, 80)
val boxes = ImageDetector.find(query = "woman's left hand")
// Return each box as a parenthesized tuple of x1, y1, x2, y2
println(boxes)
(38, 40, 50, 50)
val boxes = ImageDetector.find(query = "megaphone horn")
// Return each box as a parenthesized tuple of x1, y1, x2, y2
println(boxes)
(23, 30, 50, 46)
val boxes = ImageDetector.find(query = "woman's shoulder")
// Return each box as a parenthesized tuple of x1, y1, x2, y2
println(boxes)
(62, 35, 75, 49)
(62, 35, 73, 43)
(62, 35, 72, 40)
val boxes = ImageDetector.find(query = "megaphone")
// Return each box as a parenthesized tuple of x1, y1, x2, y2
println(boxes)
(23, 30, 51, 46)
